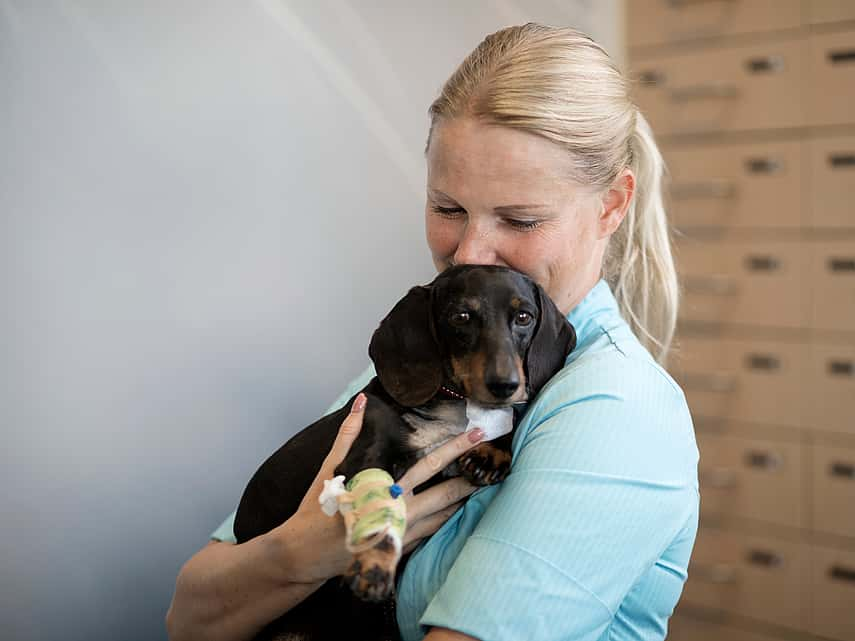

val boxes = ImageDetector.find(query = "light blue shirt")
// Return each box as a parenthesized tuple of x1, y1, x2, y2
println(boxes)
(211, 280, 699, 641)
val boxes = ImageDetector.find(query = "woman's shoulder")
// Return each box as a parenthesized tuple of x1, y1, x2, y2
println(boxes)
(517, 316, 698, 485)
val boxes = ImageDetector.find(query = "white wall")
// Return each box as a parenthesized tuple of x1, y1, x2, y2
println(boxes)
(0, 2, 621, 639)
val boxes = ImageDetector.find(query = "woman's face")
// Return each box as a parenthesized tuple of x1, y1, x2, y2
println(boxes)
(425, 117, 631, 315)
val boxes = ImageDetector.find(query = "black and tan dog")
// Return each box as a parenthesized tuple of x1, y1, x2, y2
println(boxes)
(234, 264, 576, 640)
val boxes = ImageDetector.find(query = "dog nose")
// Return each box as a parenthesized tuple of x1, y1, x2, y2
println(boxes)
(486, 377, 520, 400)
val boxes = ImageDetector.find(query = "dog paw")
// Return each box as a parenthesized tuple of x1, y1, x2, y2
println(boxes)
(459, 443, 512, 486)
(344, 535, 399, 602)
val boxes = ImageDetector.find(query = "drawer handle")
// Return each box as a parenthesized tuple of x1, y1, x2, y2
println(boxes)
(667, 0, 737, 5)
(744, 255, 780, 272)
(830, 462, 855, 479)
(828, 50, 855, 65)
(744, 56, 785, 74)
(637, 70, 666, 86)
(683, 275, 737, 296)
(701, 466, 737, 489)
(671, 181, 736, 200)
(744, 157, 783, 174)
(830, 565, 855, 583)
(669, 83, 740, 102)
(683, 372, 736, 393)
(747, 549, 783, 568)
(828, 258, 855, 272)
(745, 450, 782, 470)
(694, 562, 738, 584)
(829, 154, 855, 168)
(828, 360, 854, 377)
(745, 353, 780, 371)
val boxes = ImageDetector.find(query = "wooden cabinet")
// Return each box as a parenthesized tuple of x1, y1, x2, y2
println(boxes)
(630, 5, 855, 639)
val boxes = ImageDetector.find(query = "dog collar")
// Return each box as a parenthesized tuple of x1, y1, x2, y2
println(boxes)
(439, 384, 466, 400)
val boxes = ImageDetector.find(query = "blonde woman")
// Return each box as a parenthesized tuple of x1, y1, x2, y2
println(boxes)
(168, 24, 698, 641)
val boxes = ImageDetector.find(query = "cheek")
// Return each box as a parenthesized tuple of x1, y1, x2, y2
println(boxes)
(425, 215, 460, 261)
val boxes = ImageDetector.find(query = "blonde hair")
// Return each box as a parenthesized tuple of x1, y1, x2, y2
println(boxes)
(426, 23, 678, 363)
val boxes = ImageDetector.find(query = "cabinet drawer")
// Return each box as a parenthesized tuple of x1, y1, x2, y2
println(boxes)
(674, 336, 806, 428)
(677, 240, 807, 328)
(809, 135, 855, 229)
(698, 433, 803, 528)
(668, 613, 795, 641)
(812, 444, 855, 538)
(684, 528, 809, 630)
(809, 0, 855, 24)
(633, 37, 803, 136)
(666, 141, 802, 229)
(807, 29, 855, 127)
(811, 545, 855, 641)
(807, 343, 855, 436)
(809, 241, 855, 332)
(627, 0, 802, 49)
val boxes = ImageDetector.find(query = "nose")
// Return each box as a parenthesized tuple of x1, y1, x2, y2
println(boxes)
(453, 220, 498, 266)
(485, 374, 520, 400)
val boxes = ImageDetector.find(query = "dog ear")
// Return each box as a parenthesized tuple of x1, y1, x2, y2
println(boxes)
(369, 285, 443, 407)
(525, 283, 577, 395)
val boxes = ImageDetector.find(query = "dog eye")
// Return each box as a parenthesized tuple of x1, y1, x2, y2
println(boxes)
(449, 312, 470, 326)
(515, 311, 534, 326)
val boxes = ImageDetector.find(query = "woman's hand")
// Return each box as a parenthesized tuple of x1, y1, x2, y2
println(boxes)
(276, 392, 486, 583)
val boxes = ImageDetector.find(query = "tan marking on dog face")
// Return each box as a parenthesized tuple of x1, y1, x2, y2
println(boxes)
(510, 297, 521, 310)
(510, 355, 528, 403)
(450, 355, 473, 397)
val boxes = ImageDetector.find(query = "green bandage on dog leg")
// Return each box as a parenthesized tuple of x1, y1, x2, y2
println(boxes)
(318, 468, 407, 555)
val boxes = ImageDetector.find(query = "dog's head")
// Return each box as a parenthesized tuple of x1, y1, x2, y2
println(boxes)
(369, 265, 576, 407)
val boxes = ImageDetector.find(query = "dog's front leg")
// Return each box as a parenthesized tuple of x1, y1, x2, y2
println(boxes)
(458, 432, 513, 485)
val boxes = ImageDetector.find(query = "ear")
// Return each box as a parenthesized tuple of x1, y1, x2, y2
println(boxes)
(597, 168, 634, 239)
(525, 283, 577, 395)
(369, 285, 443, 407)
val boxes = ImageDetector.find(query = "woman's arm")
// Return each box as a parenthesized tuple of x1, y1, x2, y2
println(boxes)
(165, 526, 324, 641)
(166, 394, 485, 641)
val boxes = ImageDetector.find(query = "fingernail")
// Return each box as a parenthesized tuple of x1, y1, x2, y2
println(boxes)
(467, 427, 484, 443)
(352, 393, 366, 412)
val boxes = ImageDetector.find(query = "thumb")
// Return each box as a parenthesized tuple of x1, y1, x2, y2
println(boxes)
(320, 392, 367, 476)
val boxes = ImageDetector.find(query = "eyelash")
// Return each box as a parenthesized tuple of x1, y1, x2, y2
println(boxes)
(430, 205, 541, 231)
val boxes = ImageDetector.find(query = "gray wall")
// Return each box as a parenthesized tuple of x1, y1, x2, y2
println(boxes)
(0, 2, 621, 639)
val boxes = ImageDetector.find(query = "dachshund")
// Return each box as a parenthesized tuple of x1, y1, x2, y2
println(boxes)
(233, 264, 576, 640)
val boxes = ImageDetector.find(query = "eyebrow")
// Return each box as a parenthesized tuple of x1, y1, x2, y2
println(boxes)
(428, 189, 549, 213)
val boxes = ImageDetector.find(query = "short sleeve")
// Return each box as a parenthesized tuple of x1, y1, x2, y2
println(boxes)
(419, 354, 698, 641)
(208, 365, 376, 544)
(210, 510, 237, 543)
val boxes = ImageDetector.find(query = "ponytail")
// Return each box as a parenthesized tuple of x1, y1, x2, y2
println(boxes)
(604, 110, 678, 363)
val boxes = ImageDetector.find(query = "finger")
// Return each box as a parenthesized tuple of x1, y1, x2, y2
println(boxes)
(406, 477, 478, 523)
(322, 393, 366, 469)
(307, 394, 367, 500)
(396, 428, 484, 494)
(403, 501, 465, 546)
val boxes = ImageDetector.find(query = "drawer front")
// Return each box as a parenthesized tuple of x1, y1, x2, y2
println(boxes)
(808, 343, 855, 436)
(677, 240, 807, 328)
(633, 38, 803, 136)
(809, 135, 855, 229)
(666, 141, 802, 229)
(668, 613, 795, 641)
(811, 545, 855, 641)
(812, 444, 855, 538)
(810, 241, 855, 332)
(674, 336, 806, 428)
(809, 0, 855, 25)
(684, 528, 809, 630)
(628, 0, 802, 49)
(807, 29, 855, 127)
(698, 433, 803, 528)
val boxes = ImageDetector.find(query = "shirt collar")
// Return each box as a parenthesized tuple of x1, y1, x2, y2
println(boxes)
(566, 279, 621, 348)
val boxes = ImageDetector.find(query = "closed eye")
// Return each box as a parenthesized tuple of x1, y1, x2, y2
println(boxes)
(504, 218, 541, 231)
(431, 205, 466, 217)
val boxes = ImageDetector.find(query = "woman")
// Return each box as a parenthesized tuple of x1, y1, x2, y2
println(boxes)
(167, 23, 698, 641)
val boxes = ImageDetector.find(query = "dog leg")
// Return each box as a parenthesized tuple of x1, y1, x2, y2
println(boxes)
(459, 442, 512, 485)
(344, 533, 400, 602)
